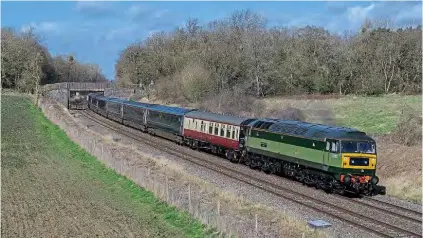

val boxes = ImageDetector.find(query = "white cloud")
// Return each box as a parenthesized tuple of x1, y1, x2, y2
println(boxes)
(347, 4, 375, 23)
(154, 9, 169, 19)
(395, 3, 422, 24)
(125, 5, 149, 18)
(74, 1, 115, 17)
(105, 24, 139, 41)
(21, 21, 59, 33)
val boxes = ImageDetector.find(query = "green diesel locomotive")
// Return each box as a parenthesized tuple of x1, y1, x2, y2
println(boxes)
(240, 119, 386, 196)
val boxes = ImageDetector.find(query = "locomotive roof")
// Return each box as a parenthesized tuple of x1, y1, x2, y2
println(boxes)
(185, 110, 252, 126)
(249, 119, 374, 142)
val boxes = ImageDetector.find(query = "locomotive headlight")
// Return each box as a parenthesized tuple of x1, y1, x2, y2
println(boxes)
(370, 176, 379, 185)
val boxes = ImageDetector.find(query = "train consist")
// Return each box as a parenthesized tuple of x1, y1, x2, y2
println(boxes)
(87, 93, 386, 196)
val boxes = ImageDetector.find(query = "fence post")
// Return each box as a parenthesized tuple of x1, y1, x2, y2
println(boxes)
(217, 200, 220, 216)
(166, 177, 169, 202)
(217, 200, 221, 229)
(188, 184, 191, 212)
(255, 214, 258, 234)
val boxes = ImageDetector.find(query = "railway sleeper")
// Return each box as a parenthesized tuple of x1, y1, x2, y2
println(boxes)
(87, 106, 383, 197)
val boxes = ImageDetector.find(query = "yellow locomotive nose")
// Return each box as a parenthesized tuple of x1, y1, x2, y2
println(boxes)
(341, 153, 376, 169)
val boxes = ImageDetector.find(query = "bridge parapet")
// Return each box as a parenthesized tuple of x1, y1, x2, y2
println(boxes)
(41, 82, 115, 109)
(42, 82, 114, 92)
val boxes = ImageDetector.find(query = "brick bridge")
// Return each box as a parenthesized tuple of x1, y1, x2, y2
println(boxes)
(42, 82, 113, 109)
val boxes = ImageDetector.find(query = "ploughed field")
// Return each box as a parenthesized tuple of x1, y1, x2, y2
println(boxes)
(1, 94, 207, 237)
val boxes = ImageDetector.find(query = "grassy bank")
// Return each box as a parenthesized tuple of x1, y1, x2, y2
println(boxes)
(262, 94, 421, 134)
(143, 93, 421, 203)
(1, 94, 208, 237)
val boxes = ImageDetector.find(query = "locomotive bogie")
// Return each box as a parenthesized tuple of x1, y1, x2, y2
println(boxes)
(85, 94, 386, 196)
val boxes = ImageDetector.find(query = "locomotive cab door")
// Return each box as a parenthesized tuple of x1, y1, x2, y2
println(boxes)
(323, 139, 332, 171)
(324, 139, 339, 171)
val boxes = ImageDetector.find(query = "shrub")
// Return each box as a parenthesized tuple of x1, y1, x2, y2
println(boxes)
(264, 107, 306, 121)
(390, 110, 422, 146)
(198, 89, 265, 117)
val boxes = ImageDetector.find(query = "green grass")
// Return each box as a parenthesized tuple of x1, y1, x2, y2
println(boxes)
(331, 94, 421, 134)
(263, 94, 421, 134)
(1, 94, 209, 237)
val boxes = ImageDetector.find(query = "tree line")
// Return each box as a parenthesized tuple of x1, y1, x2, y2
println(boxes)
(1, 27, 108, 93)
(115, 10, 422, 103)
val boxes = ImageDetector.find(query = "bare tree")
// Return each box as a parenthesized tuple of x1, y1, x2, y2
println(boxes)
(113, 10, 422, 102)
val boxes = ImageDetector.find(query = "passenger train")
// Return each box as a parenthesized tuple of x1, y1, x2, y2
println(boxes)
(87, 93, 386, 196)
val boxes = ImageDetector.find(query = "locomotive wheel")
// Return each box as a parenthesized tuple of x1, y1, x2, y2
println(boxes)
(226, 150, 235, 162)
(262, 167, 271, 174)
(248, 158, 256, 169)
(211, 146, 217, 154)
(191, 140, 199, 150)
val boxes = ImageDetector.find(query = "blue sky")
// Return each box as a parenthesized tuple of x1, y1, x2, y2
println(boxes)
(2, 1, 422, 80)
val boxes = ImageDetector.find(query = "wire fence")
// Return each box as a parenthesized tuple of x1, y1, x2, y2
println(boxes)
(38, 97, 321, 238)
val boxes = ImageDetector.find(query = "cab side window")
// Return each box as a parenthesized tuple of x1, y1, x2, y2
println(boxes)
(332, 141, 339, 153)
(331, 142, 336, 152)
(326, 140, 339, 153)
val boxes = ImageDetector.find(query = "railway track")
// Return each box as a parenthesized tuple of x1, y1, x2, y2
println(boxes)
(77, 110, 422, 238)
(355, 196, 422, 224)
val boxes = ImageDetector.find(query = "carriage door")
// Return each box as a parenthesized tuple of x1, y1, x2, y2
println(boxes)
(239, 125, 249, 149)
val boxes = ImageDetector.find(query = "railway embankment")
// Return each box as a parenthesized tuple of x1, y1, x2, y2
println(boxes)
(37, 96, 328, 238)
(133, 93, 422, 205)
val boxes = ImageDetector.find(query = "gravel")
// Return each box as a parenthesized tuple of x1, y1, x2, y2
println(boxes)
(72, 110, 421, 238)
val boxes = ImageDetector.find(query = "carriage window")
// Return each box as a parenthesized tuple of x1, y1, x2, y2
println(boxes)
(215, 124, 220, 135)
(209, 123, 214, 134)
(232, 127, 237, 139)
(200, 121, 205, 132)
(227, 126, 232, 138)
(326, 142, 330, 151)
(221, 125, 226, 137)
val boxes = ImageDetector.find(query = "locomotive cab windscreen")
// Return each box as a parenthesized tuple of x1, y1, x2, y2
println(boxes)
(340, 140, 377, 170)
(341, 141, 376, 154)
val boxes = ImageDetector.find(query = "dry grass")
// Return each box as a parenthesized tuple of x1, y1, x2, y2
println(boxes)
(374, 137, 422, 203)
(38, 96, 328, 238)
(139, 93, 421, 203)
(387, 110, 422, 146)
